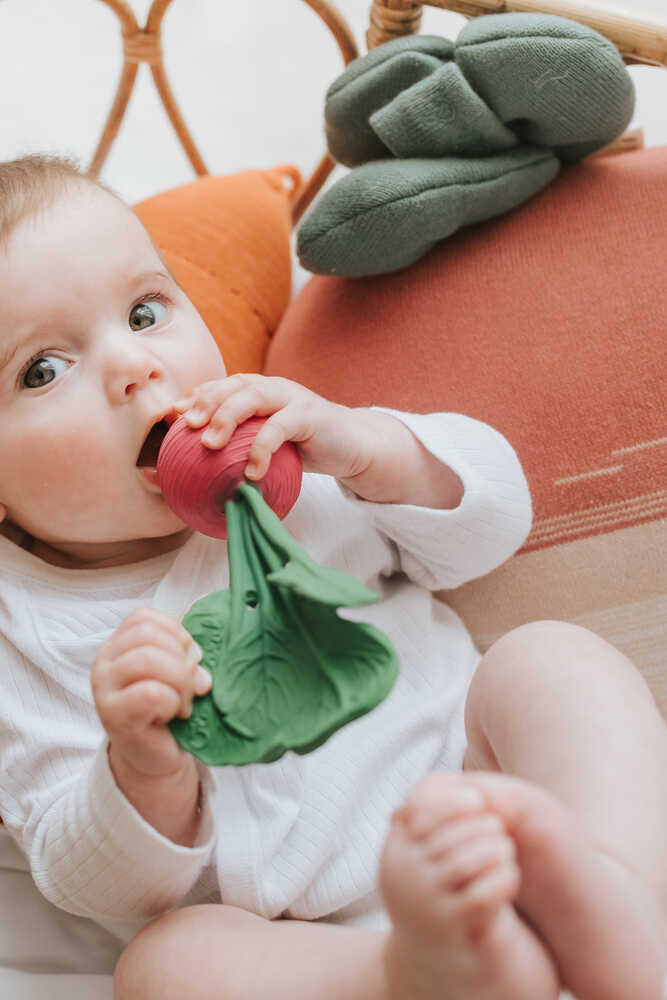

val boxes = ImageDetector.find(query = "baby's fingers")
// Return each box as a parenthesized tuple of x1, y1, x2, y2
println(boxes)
(96, 646, 210, 722)
(177, 374, 301, 450)
(200, 385, 274, 447)
(105, 680, 183, 732)
(176, 375, 260, 429)
(110, 622, 201, 667)
(113, 607, 194, 653)
(244, 409, 302, 480)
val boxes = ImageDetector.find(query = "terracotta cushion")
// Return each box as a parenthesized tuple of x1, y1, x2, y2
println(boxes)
(135, 166, 300, 375)
(266, 147, 667, 717)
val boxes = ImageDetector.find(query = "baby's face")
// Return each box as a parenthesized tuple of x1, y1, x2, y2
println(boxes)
(0, 184, 226, 566)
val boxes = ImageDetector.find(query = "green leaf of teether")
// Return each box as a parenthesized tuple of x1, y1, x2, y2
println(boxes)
(169, 483, 399, 765)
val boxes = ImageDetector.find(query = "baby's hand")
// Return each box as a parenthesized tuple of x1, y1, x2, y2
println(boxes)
(173, 374, 379, 484)
(91, 607, 211, 780)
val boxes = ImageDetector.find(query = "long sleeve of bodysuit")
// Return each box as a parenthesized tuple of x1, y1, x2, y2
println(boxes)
(339, 408, 533, 591)
(0, 622, 216, 922)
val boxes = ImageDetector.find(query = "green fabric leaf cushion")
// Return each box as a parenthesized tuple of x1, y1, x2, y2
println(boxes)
(454, 14, 635, 163)
(298, 148, 558, 277)
(298, 13, 634, 277)
(325, 35, 455, 166)
(170, 484, 400, 765)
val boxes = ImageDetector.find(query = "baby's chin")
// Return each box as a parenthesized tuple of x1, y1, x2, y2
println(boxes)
(1, 508, 192, 568)
(27, 529, 193, 569)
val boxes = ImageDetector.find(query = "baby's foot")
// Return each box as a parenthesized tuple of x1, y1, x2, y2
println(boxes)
(463, 772, 667, 1000)
(382, 772, 666, 1000)
(380, 777, 559, 1000)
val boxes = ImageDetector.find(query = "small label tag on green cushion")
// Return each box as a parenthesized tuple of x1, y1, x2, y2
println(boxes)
(169, 484, 400, 766)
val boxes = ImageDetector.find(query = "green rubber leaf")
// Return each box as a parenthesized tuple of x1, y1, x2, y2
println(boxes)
(170, 483, 399, 765)
(240, 480, 378, 608)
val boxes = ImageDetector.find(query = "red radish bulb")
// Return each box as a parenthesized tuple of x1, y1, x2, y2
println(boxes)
(157, 415, 302, 539)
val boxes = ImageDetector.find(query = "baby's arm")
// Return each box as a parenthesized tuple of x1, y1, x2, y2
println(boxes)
(0, 613, 216, 923)
(174, 374, 464, 510)
(338, 407, 466, 510)
(342, 407, 533, 591)
(91, 606, 211, 847)
(174, 375, 532, 588)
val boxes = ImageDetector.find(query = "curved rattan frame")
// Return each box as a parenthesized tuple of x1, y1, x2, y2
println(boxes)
(10, 1, 664, 217)
(366, 0, 667, 64)
(90, 0, 359, 222)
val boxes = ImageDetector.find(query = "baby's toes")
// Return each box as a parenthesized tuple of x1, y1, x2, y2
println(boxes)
(442, 835, 521, 928)
(397, 774, 487, 839)
(439, 831, 517, 892)
(425, 812, 505, 861)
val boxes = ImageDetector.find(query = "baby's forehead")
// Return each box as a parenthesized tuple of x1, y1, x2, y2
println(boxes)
(0, 186, 167, 326)
(52, 183, 153, 242)
(12, 184, 161, 271)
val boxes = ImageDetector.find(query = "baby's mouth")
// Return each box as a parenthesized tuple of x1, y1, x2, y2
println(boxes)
(136, 419, 170, 469)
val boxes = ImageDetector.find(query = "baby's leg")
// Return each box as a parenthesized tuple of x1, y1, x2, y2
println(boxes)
(116, 621, 666, 1000)
(116, 886, 558, 1000)
(384, 621, 667, 1000)
(114, 904, 389, 1000)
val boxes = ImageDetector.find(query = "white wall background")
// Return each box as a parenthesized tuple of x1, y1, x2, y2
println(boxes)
(0, 0, 665, 204)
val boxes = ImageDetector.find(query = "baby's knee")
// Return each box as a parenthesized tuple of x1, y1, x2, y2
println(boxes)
(484, 619, 594, 664)
(488, 619, 653, 689)
(465, 619, 654, 747)
(114, 912, 176, 1000)
(114, 906, 217, 1000)
(467, 620, 583, 714)
(475, 619, 645, 690)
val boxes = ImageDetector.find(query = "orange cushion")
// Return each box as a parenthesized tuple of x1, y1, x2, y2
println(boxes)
(266, 147, 667, 715)
(135, 166, 300, 375)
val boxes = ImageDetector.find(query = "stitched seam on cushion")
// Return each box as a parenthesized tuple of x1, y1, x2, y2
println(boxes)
(226, 287, 266, 326)
(456, 34, 614, 53)
(167, 251, 269, 327)
(304, 153, 555, 245)
(167, 250, 233, 284)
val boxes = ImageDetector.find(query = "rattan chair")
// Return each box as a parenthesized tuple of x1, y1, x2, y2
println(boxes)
(90, 0, 666, 218)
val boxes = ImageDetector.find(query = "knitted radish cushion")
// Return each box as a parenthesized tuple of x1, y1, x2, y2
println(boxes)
(134, 166, 300, 375)
(266, 147, 667, 719)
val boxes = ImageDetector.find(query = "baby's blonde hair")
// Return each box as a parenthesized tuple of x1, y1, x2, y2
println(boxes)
(0, 154, 107, 246)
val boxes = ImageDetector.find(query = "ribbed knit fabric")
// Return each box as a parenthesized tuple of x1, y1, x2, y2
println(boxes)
(0, 410, 531, 926)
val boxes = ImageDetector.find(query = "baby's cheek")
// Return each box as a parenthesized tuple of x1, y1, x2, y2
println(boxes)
(182, 320, 227, 386)
(19, 421, 114, 503)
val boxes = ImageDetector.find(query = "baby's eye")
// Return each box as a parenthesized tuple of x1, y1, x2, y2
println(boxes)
(129, 299, 166, 331)
(22, 355, 69, 390)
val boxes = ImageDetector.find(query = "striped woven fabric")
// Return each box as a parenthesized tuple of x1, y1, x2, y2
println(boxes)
(267, 146, 667, 717)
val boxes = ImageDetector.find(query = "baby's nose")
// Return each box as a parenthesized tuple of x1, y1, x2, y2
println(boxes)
(104, 349, 164, 402)
(123, 366, 162, 398)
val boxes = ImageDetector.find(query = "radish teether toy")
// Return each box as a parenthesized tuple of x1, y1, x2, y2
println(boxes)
(156, 412, 399, 767)
(157, 415, 302, 538)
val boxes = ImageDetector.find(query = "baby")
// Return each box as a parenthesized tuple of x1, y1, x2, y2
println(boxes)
(0, 155, 665, 1000)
